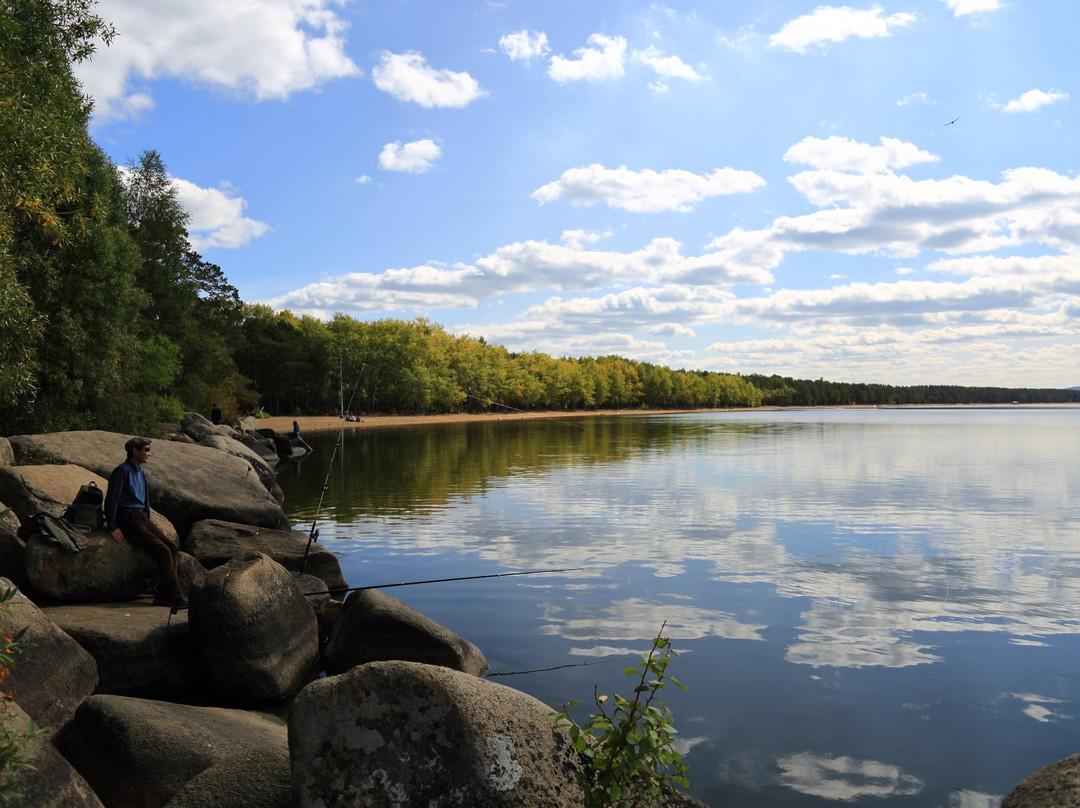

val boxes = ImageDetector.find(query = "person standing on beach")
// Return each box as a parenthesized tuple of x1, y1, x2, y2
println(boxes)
(104, 437, 187, 610)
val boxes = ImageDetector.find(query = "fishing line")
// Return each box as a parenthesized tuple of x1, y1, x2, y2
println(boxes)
(486, 655, 636, 678)
(463, 391, 601, 432)
(301, 566, 589, 597)
(299, 366, 364, 574)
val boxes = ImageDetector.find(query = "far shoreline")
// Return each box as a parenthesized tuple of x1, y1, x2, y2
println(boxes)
(257, 408, 743, 435)
(254, 402, 1078, 436)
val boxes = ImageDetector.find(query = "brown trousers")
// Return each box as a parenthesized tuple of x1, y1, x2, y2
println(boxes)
(118, 509, 182, 601)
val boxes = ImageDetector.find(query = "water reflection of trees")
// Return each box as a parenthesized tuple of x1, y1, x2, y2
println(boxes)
(279, 416, 772, 522)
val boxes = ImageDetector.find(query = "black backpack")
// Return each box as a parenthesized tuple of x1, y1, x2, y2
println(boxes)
(63, 481, 105, 532)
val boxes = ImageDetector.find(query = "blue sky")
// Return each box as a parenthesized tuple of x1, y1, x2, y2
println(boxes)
(78, 0, 1079, 387)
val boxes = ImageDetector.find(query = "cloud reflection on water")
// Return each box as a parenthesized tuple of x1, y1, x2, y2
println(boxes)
(538, 596, 766, 649)
(777, 752, 923, 801)
(281, 411, 1080, 805)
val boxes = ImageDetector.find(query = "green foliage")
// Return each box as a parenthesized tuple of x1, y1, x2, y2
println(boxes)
(0, 267, 39, 407)
(745, 373, 1080, 406)
(0, 587, 46, 803)
(0, 0, 145, 431)
(234, 310, 764, 416)
(553, 627, 689, 808)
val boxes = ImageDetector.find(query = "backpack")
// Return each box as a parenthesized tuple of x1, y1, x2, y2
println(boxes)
(63, 481, 105, 532)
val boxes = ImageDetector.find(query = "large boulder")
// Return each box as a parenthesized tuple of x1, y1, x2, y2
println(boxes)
(42, 601, 208, 699)
(0, 504, 27, 590)
(255, 428, 292, 456)
(188, 553, 319, 701)
(196, 435, 283, 502)
(0, 463, 184, 601)
(323, 588, 488, 677)
(59, 694, 288, 808)
(289, 660, 584, 808)
(23, 530, 158, 603)
(3, 700, 105, 808)
(238, 433, 279, 464)
(161, 744, 294, 808)
(179, 412, 239, 443)
(183, 519, 346, 594)
(7, 431, 290, 535)
(1003, 754, 1080, 807)
(0, 580, 97, 733)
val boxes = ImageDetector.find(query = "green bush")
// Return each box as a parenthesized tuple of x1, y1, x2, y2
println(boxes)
(553, 625, 689, 807)
(0, 585, 45, 803)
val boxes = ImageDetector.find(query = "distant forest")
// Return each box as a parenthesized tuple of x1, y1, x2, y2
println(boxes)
(2, 2, 1078, 436)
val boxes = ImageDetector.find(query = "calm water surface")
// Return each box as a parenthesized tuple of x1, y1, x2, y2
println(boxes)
(277, 407, 1080, 807)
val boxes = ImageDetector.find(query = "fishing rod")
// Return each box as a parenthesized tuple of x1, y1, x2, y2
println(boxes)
(302, 566, 588, 598)
(299, 366, 364, 575)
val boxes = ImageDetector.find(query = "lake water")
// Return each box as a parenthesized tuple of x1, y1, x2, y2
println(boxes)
(276, 406, 1080, 807)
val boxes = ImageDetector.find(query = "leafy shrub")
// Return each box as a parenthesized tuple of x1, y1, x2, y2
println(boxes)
(0, 585, 45, 803)
(553, 625, 689, 807)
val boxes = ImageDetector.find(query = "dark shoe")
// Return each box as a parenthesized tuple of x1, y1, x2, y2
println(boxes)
(154, 594, 188, 611)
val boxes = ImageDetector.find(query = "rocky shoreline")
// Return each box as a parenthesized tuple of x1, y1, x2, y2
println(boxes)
(0, 415, 710, 807)
(0, 414, 1067, 807)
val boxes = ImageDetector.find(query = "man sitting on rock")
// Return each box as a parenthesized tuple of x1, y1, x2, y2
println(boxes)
(105, 437, 187, 610)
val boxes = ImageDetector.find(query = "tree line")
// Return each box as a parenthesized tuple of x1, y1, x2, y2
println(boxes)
(746, 375, 1080, 407)
(2, 0, 1077, 436)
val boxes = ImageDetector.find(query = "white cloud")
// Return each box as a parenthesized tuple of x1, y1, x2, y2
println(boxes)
(372, 51, 486, 108)
(927, 253, 1080, 283)
(378, 139, 442, 173)
(78, 0, 359, 121)
(263, 236, 770, 317)
(897, 91, 928, 106)
(734, 277, 1053, 325)
(632, 46, 703, 81)
(499, 30, 550, 63)
(770, 5, 917, 53)
(169, 177, 270, 251)
(532, 164, 765, 212)
(1002, 89, 1069, 113)
(650, 322, 696, 338)
(355, 175, 372, 185)
(784, 136, 938, 172)
(703, 308, 1080, 386)
(711, 153, 1080, 263)
(944, 0, 1000, 16)
(548, 33, 628, 83)
(560, 229, 612, 248)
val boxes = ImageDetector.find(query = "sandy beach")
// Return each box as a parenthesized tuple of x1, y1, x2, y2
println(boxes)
(258, 409, 706, 435)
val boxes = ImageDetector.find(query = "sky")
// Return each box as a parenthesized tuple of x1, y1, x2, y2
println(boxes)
(75, 0, 1080, 388)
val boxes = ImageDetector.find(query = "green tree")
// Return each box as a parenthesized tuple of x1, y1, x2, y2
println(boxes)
(0, 0, 166, 431)
(554, 626, 689, 807)
(120, 149, 251, 418)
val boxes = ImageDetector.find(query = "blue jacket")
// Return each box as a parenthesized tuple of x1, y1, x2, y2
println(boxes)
(104, 460, 151, 531)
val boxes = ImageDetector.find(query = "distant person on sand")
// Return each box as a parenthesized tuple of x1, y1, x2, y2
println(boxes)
(292, 420, 301, 438)
(210, 403, 223, 425)
(104, 437, 187, 610)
